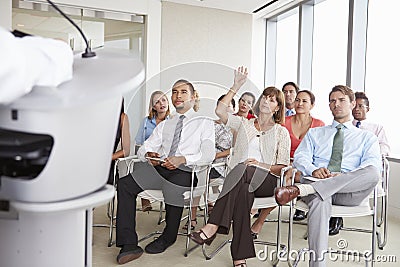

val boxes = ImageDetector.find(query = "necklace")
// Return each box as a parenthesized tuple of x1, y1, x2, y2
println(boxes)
(255, 119, 274, 137)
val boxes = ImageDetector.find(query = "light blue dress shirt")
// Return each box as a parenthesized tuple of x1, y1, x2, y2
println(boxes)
(135, 115, 170, 145)
(285, 108, 295, 117)
(293, 120, 381, 176)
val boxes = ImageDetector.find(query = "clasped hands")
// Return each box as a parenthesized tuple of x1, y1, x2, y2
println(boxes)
(312, 167, 341, 179)
(145, 152, 186, 170)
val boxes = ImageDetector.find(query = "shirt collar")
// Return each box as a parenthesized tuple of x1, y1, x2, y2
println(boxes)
(172, 107, 196, 120)
(331, 120, 354, 129)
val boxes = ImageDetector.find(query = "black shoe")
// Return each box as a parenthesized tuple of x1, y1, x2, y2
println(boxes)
(329, 217, 343, 236)
(116, 245, 143, 265)
(293, 209, 307, 221)
(145, 237, 172, 254)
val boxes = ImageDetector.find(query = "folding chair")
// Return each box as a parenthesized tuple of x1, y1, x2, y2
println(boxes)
(93, 155, 139, 247)
(201, 166, 293, 266)
(290, 179, 382, 267)
(136, 162, 211, 257)
(376, 156, 389, 249)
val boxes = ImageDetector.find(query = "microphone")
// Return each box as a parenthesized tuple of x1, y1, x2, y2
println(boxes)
(46, 0, 96, 58)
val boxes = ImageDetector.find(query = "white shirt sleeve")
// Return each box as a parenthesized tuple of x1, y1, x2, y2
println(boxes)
(0, 27, 73, 104)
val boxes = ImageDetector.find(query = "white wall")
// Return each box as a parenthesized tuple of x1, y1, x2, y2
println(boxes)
(160, 2, 256, 118)
(0, 0, 12, 28)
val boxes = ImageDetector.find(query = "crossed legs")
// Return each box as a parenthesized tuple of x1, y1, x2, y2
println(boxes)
(302, 166, 380, 267)
(190, 164, 277, 265)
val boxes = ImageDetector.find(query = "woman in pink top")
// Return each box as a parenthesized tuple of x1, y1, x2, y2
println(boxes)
(284, 90, 324, 221)
(285, 90, 325, 158)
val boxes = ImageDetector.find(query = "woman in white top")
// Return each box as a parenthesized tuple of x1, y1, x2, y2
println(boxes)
(190, 67, 290, 267)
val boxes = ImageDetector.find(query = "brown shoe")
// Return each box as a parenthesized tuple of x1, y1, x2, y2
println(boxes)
(275, 186, 300, 206)
(189, 229, 216, 246)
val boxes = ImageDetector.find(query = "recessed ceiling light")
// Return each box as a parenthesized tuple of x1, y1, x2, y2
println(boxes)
(17, 23, 25, 27)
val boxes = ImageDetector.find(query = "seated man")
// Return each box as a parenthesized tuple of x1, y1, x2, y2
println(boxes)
(352, 91, 390, 156)
(328, 91, 391, 235)
(275, 85, 381, 267)
(115, 79, 215, 264)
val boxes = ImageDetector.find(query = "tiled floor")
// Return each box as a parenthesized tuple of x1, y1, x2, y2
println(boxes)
(92, 202, 399, 266)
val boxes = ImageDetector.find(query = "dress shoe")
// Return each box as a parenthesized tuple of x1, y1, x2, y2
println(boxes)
(116, 245, 143, 264)
(144, 237, 172, 254)
(182, 218, 197, 231)
(293, 209, 307, 221)
(329, 217, 343, 236)
(189, 229, 216, 246)
(274, 186, 300, 206)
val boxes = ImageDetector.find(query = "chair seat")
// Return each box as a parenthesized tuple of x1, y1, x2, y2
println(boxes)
(139, 188, 204, 202)
(252, 197, 277, 209)
(295, 199, 373, 217)
(138, 190, 164, 202)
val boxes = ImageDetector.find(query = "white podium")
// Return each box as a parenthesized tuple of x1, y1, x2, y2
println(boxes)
(0, 48, 144, 266)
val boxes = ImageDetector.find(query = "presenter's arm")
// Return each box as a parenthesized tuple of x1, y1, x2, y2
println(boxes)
(0, 27, 73, 104)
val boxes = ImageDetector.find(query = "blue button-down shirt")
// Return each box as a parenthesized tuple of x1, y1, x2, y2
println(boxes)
(135, 116, 170, 145)
(293, 120, 381, 176)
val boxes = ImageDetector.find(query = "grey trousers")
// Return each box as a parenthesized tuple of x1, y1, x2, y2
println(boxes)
(301, 165, 380, 267)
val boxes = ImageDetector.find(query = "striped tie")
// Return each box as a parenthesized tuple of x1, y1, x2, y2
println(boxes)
(168, 115, 185, 157)
(327, 124, 344, 172)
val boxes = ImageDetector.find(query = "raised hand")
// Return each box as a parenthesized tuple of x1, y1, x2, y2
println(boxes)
(232, 66, 248, 92)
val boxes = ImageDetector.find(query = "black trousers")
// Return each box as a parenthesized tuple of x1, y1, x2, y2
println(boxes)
(208, 163, 278, 260)
(116, 162, 197, 247)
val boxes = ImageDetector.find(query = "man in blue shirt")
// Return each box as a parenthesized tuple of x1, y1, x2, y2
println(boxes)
(275, 85, 381, 267)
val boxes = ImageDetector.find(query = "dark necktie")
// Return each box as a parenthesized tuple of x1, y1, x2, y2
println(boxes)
(327, 124, 344, 172)
(168, 115, 185, 157)
(356, 121, 361, 128)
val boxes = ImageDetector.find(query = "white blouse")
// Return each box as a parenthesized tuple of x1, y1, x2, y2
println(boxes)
(226, 113, 290, 171)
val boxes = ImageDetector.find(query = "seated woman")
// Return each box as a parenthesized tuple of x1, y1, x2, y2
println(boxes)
(135, 91, 170, 211)
(251, 90, 325, 228)
(108, 98, 130, 185)
(190, 67, 290, 267)
(234, 91, 256, 119)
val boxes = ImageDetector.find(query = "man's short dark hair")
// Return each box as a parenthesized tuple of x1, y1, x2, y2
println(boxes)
(354, 91, 369, 107)
(282, 82, 299, 93)
(172, 79, 195, 94)
(329, 85, 355, 102)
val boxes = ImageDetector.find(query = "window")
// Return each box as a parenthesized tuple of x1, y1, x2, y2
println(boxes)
(311, 0, 348, 123)
(365, 0, 400, 156)
(275, 9, 299, 89)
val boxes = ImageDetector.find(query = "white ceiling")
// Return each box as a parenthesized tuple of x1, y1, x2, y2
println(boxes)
(162, 0, 270, 14)
(161, 0, 305, 18)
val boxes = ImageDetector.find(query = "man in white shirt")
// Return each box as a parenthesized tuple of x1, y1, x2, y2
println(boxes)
(115, 80, 215, 264)
(352, 91, 390, 156)
(0, 27, 73, 104)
